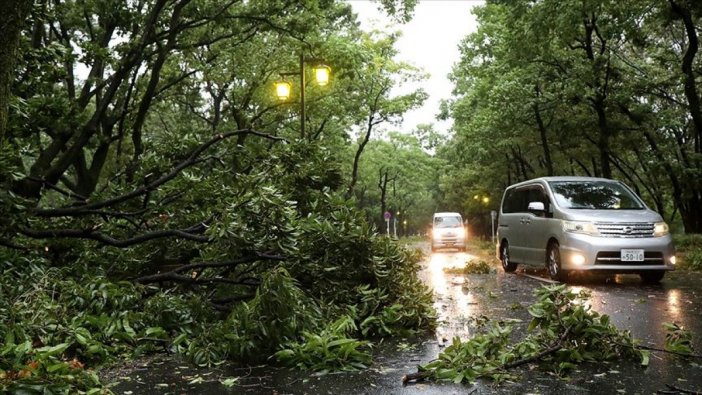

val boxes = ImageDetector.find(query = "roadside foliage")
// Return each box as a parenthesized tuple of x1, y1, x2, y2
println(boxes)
(439, 0, 702, 238)
(0, 0, 435, 392)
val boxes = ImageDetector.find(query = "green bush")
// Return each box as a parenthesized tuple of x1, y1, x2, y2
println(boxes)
(673, 234, 702, 250)
(680, 249, 702, 270)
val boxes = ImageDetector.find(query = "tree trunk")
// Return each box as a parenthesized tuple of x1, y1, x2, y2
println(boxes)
(533, 84, 554, 176)
(669, 0, 702, 155)
(0, 0, 33, 147)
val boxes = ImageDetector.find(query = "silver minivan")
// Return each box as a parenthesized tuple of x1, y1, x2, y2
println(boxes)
(496, 177, 675, 282)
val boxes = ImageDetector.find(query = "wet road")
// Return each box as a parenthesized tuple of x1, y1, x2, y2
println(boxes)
(110, 243, 702, 394)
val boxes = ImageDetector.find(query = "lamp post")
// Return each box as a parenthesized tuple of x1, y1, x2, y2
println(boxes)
(274, 53, 331, 139)
(474, 194, 491, 240)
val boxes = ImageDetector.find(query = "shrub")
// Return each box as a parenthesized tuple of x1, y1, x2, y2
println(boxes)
(680, 249, 702, 271)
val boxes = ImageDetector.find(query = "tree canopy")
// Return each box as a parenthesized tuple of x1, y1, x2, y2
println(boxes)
(440, 0, 702, 233)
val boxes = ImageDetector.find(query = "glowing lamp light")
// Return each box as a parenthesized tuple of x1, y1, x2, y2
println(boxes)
(571, 254, 586, 266)
(313, 64, 331, 86)
(670, 255, 676, 265)
(275, 81, 292, 100)
(482, 196, 490, 204)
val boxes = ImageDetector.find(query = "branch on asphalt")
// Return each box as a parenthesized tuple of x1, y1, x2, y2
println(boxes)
(402, 326, 572, 385)
(657, 383, 702, 394)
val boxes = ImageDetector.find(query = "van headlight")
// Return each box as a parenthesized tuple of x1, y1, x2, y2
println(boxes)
(653, 222, 669, 237)
(563, 220, 599, 236)
(456, 227, 466, 238)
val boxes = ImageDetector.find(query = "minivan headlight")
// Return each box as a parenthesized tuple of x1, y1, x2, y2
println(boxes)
(563, 220, 599, 236)
(653, 222, 669, 237)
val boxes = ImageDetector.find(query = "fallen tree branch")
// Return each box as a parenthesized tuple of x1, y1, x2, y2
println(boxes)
(135, 272, 260, 287)
(658, 383, 702, 394)
(0, 238, 29, 251)
(135, 253, 284, 284)
(501, 326, 572, 369)
(403, 326, 572, 385)
(615, 341, 702, 359)
(19, 220, 209, 247)
(27, 176, 88, 201)
(172, 253, 285, 274)
(33, 129, 287, 217)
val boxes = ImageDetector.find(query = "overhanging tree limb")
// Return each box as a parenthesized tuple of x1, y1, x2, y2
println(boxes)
(19, 221, 210, 247)
(33, 129, 287, 217)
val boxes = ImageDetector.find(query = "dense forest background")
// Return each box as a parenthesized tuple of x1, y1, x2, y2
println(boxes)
(0, 0, 700, 392)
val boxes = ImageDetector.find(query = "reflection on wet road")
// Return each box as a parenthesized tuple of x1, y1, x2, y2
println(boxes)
(424, 251, 482, 342)
(419, 246, 702, 394)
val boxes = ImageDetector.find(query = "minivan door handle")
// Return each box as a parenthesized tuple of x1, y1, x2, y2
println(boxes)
(520, 217, 531, 225)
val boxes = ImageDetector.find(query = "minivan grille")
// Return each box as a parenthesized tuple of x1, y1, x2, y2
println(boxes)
(595, 251, 664, 265)
(595, 222, 654, 238)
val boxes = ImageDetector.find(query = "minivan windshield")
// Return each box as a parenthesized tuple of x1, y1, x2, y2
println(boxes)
(549, 181, 645, 210)
(434, 216, 462, 228)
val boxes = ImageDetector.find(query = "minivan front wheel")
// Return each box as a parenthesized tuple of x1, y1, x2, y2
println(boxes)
(500, 242, 517, 273)
(547, 241, 567, 282)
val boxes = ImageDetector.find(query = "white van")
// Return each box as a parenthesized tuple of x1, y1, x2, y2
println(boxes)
(496, 177, 675, 282)
(431, 212, 466, 252)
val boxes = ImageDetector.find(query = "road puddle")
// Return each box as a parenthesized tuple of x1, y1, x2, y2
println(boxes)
(421, 251, 485, 343)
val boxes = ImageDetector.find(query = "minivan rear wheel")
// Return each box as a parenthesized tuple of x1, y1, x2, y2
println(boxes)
(547, 241, 568, 282)
(500, 242, 517, 272)
(640, 271, 665, 283)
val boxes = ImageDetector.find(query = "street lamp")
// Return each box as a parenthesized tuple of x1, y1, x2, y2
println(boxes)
(313, 64, 331, 86)
(275, 54, 331, 139)
(275, 81, 292, 101)
(474, 194, 490, 205)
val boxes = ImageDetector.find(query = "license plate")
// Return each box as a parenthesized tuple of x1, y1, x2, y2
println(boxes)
(621, 249, 644, 262)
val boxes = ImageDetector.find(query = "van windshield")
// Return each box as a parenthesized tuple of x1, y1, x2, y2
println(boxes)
(434, 216, 462, 228)
(549, 181, 644, 210)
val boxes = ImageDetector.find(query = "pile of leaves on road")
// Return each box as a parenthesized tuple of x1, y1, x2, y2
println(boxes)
(443, 259, 494, 275)
(663, 322, 694, 355)
(405, 284, 650, 384)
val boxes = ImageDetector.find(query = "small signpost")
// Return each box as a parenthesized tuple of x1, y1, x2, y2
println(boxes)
(490, 210, 497, 243)
(384, 211, 391, 236)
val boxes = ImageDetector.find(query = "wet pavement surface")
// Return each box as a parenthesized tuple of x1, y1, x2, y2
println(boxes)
(109, 242, 702, 394)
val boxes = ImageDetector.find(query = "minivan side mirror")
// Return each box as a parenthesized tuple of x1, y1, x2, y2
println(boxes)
(527, 201, 545, 211)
